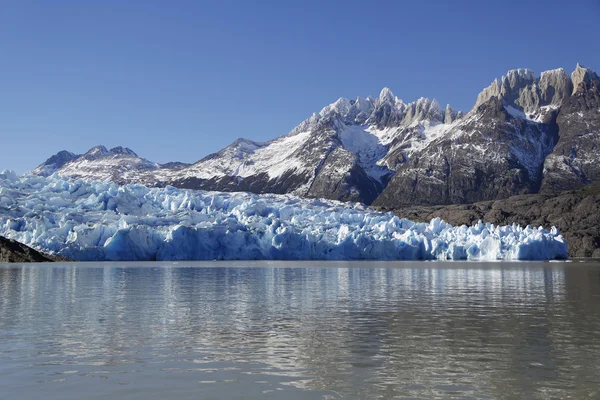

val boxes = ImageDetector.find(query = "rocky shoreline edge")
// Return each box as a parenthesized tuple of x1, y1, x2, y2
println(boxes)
(0, 236, 69, 263)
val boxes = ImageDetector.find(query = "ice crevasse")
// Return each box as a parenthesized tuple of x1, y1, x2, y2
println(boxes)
(0, 171, 567, 261)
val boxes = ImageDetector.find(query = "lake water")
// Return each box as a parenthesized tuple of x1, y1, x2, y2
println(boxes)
(1, 261, 600, 399)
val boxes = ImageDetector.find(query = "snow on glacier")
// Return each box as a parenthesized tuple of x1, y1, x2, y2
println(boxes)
(0, 171, 567, 261)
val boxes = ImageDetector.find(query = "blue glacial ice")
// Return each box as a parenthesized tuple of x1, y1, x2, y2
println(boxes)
(0, 171, 568, 261)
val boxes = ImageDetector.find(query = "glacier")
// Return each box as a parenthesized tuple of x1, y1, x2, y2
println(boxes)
(0, 171, 567, 261)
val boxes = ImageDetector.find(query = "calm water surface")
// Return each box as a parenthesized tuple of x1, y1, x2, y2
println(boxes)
(1, 261, 600, 399)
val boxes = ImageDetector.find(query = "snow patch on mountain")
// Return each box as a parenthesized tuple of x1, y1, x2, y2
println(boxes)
(339, 125, 390, 182)
(175, 129, 315, 181)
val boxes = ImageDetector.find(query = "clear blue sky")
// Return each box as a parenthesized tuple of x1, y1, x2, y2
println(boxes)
(1, 0, 599, 173)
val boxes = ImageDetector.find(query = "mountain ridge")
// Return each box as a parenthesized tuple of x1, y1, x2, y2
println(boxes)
(32, 64, 600, 208)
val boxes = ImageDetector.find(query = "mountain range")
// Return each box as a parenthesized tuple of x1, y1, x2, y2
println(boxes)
(33, 64, 600, 209)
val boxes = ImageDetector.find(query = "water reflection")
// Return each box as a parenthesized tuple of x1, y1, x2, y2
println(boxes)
(1, 262, 600, 399)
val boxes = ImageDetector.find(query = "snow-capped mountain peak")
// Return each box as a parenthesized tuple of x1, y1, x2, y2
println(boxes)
(34, 145, 164, 184)
(319, 97, 353, 118)
(31, 150, 79, 176)
(32, 63, 600, 209)
(84, 145, 109, 157)
(81, 145, 139, 159)
(109, 146, 138, 156)
(378, 87, 397, 104)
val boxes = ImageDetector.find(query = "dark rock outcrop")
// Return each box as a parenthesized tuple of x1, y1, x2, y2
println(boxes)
(0, 236, 65, 263)
(384, 184, 600, 258)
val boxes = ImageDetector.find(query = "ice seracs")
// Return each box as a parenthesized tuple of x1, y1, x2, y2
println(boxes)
(0, 172, 568, 261)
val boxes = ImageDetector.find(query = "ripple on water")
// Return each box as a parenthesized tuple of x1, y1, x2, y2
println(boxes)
(0, 261, 600, 399)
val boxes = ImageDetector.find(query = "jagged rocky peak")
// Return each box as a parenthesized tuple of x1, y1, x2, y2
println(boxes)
(369, 88, 406, 128)
(571, 63, 599, 93)
(501, 69, 536, 101)
(303, 94, 378, 129)
(368, 87, 456, 127)
(377, 87, 397, 104)
(159, 161, 190, 170)
(109, 146, 138, 156)
(402, 97, 444, 125)
(44, 150, 77, 165)
(85, 145, 109, 157)
(319, 97, 353, 119)
(352, 95, 376, 121)
(290, 87, 458, 134)
(474, 77, 501, 111)
(288, 112, 320, 136)
(444, 104, 462, 124)
(517, 68, 573, 112)
(474, 69, 535, 111)
(539, 68, 572, 100)
(473, 65, 596, 114)
(32, 150, 79, 176)
(82, 145, 140, 159)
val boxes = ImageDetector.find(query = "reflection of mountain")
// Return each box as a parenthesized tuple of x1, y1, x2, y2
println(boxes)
(1, 264, 599, 398)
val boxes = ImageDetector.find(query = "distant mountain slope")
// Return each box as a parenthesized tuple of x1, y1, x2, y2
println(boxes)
(160, 91, 458, 204)
(34, 145, 190, 185)
(32, 64, 600, 207)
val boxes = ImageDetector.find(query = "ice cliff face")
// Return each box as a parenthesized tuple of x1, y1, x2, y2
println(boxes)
(0, 172, 567, 261)
(32, 64, 600, 208)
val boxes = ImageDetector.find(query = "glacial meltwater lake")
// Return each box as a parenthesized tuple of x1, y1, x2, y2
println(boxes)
(1, 261, 600, 399)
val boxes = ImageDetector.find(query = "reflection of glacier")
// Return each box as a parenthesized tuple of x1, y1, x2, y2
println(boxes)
(0, 172, 567, 261)
(1, 264, 599, 399)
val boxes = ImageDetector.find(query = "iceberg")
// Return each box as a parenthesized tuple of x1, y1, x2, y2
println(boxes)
(0, 171, 568, 261)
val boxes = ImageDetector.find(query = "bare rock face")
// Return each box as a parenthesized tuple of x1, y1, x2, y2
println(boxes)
(473, 69, 536, 110)
(372, 96, 558, 207)
(541, 68, 600, 192)
(444, 104, 462, 124)
(500, 69, 537, 105)
(305, 146, 383, 204)
(571, 64, 598, 94)
(474, 68, 575, 115)
(517, 68, 573, 113)
(474, 77, 502, 111)
(539, 68, 574, 106)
